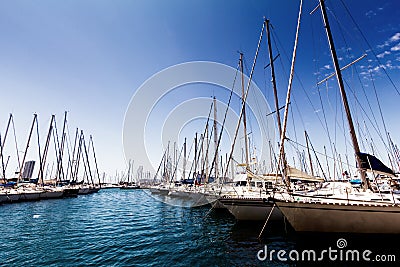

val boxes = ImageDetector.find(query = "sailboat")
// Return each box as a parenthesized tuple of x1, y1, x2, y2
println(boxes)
(271, 0, 400, 234)
(215, 45, 287, 220)
(120, 160, 141, 189)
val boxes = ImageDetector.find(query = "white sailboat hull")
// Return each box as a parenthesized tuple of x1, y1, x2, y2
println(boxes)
(275, 199, 400, 234)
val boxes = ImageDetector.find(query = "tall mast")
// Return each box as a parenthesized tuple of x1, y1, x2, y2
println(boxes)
(213, 96, 219, 181)
(319, 0, 367, 190)
(90, 135, 101, 187)
(39, 115, 55, 185)
(0, 114, 13, 181)
(265, 19, 282, 136)
(81, 131, 94, 185)
(277, 0, 303, 186)
(57, 111, 68, 181)
(205, 126, 209, 183)
(18, 114, 37, 182)
(69, 128, 79, 181)
(0, 133, 5, 183)
(194, 132, 198, 179)
(265, 19, 290, 177)
(73, 130, 83, 182)
(239, 53, 250, 175)
(223, 21, 265, 179)
(305, 131, 314, 176)
(183, 137, 186, 180)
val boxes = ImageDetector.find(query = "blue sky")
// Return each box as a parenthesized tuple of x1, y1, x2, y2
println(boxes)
(0, 0, 399, 180)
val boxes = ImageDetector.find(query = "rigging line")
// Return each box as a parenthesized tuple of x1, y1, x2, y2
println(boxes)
(277, 0, 303, 187)
(306, 131, 327, 180)
(187, 136, 197, 180)
(154, 143, 169, 181)
(52, 121, 59, 180)
(194, 134, 206, 176)
(333, 79, 340, 178)
(316, 84, 337, 163)
(170, 144, 184, 183)
(309, 7, 334, 145)
(339, 0, 400, 97)
(286, 137, 356, 170)
(36, 115, 44, 184)
(343, 78, 391, 154)
(310, 15, 352, 164)
(328, 6, 385, 147)
(200, 121, 214, 175)
(208, 61, 240, 179)
(64, 128, 72, 180)
(64, 122, 74, 181)
(184, 136, 194, 176)
(243, 57, 269, 147)
(341, 82, 349, 162)
(334, 77, 338, 164)
(53, 117, 65, 181)
(0, 115, 12, 180)
(269, 28, 307, 133)
(327, 4, 366, 58)
(223, 20, 265, 179)
(369, 68, 395, 160)
(271, 24, 326, 137)
(320, 66, 354, 152)
(194, 101, 214, 173)
(361, 121, 383, 159)
(289, 102, 299, 150)
(356, 120, 366, 153)
(0, 133, 4, 180)
(10, 114, 21, 171)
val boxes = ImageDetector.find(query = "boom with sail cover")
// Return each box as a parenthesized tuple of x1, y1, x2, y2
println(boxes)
(356, 152, 395, 176)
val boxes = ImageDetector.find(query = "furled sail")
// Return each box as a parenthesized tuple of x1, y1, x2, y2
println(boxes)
(287, 166, 324, 182)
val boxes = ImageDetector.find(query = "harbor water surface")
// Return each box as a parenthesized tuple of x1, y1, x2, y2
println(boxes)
(1, 189, 398, 266)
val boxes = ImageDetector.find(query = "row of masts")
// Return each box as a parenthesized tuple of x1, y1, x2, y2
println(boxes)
(0, 112, 101, 187)
(151, 0, 396, 188)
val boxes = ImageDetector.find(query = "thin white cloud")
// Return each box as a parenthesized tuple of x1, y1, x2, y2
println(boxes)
(390, 43, 400, 51)
(377, 51, 391, 58)
(376, 32, 400, 49)
(324, 65, 331, 70)
(365, 10, 376, 17)
(389, 33, 400, 42)
(377, 42, 389, 49)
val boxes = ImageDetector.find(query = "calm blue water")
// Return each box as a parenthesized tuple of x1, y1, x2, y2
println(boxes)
(0, 189, 398, 266)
